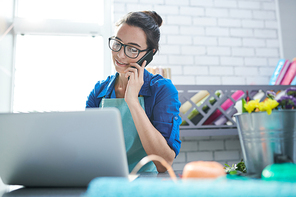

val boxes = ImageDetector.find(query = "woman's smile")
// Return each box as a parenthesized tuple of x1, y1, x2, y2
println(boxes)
(115, 58, 129, 67)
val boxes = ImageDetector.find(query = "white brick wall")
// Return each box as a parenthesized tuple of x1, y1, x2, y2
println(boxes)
(195, 76, 221, 85)
(184, 66, 208, 75)
(199, 140, 224, 151)
(113, 0, 281, 171)
(214, 150, 240, 160)
(113, 0, 281, 85)
(242, 20, 264, 28)
(238, 1, 261, 9)
(187, 151, 214, 162)
(180, 141, 198, 152)
(172, 135, 243, 170)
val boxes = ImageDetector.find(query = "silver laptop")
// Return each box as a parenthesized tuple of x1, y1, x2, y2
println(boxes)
(0, 108, 129, 187)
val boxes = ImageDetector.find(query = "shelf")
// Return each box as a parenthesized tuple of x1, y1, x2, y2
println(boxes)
(175, 85, 294, 137)
(180, 128, 238, 137)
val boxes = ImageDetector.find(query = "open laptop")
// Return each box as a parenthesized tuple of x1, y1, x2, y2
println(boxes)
(0, 108, 130, 187)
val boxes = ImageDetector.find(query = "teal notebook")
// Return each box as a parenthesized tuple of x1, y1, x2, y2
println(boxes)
(84, 177, 296, 197)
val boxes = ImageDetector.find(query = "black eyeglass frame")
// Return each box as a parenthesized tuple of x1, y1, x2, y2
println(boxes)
(108, 37, 150, 59)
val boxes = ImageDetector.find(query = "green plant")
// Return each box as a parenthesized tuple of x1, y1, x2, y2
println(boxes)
(224, 159, 246, 174)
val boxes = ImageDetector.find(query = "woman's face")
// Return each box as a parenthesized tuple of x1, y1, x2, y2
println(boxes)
(112, 23, 148, 74)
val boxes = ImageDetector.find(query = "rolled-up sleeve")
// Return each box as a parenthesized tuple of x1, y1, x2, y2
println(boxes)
(150, 80, 182, 157)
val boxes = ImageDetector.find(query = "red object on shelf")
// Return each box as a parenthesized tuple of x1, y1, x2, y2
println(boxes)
(203, 90, 244, 125)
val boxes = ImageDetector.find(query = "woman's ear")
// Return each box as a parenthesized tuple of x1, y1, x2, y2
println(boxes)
(153, 49, 156, 54)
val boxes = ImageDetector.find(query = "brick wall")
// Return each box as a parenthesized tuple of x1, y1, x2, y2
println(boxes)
(112, 0, 280, 171)
(113, 0, 280, 86)
(173, 136, 242, 170)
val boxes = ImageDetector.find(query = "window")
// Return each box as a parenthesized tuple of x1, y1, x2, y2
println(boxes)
(17, 0, 104, 24)
(13, 35, 103, 112)
(13, 0, 112, 112)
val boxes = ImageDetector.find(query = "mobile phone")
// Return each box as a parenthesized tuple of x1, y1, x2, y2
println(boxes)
(136, 49, 154, 67)
(129, 50, 154, 80)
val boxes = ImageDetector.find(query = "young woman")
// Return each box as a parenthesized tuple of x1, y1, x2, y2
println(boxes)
(86, 11, 181, 173)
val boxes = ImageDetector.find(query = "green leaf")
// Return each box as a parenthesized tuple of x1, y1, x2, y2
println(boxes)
(242, 99, 247, 113)
(236, 159, 247, 173)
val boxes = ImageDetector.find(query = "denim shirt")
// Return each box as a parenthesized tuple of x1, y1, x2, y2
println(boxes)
(86, 69, 182, 156)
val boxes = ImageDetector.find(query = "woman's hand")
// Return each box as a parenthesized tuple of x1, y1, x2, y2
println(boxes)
(123, 60, 177, 173)
(124, 60, 146, 104)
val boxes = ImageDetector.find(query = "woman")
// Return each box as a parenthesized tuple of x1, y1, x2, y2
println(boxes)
(86, 11, 181, 173)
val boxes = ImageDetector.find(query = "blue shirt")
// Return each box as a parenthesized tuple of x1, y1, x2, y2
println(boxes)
(86, 69, 182, 156)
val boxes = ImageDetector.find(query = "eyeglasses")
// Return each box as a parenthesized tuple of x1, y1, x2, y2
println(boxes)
(108, 37, 150, 59)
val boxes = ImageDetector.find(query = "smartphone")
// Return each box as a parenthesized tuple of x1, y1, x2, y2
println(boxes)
(129, 50, 154, 80)
(136, 49, 154, 67)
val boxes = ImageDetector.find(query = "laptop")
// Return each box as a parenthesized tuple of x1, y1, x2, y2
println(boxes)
(0, 108, 130, 187)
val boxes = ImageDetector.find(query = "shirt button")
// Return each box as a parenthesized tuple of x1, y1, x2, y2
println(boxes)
(174, 116, 178, 120)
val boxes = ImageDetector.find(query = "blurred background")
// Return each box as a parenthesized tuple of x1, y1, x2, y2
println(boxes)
(1, 0, 295, 113)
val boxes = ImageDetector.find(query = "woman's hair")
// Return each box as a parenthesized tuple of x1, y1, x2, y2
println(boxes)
(116, 11, 163, 53)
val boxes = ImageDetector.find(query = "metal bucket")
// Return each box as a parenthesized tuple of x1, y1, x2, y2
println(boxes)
(234, 110, 296, 178)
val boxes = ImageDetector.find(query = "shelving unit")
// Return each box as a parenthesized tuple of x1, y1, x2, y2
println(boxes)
(175, 85, 294, 137)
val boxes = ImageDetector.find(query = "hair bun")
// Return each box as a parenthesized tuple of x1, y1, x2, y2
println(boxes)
(142, 11, 163, 27)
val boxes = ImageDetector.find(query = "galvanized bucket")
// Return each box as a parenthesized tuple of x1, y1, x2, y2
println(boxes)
(234, 110, 296, 178)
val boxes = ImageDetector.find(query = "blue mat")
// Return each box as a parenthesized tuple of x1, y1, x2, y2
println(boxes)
(83, 176, 296, 197)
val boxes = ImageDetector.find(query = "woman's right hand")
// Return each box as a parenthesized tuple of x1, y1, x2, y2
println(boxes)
(124, 60, 146, 105)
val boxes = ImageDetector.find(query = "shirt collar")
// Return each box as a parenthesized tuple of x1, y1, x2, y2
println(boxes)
(97, 73, 117, 98)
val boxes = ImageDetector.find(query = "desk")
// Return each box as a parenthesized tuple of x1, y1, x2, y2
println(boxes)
(4, 172, 296, 197)
(2, 188, 86, 197)
(1, 171, 178, 197)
